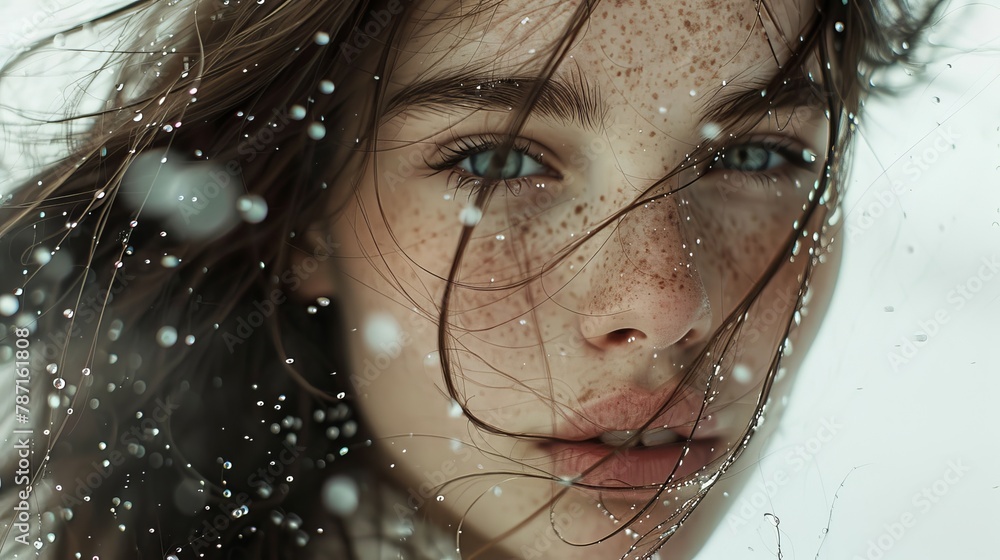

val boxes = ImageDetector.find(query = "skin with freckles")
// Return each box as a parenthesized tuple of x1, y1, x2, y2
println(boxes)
(299, 0, 841, 557)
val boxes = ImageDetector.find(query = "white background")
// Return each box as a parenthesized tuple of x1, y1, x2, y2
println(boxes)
(2, 1, 998, 559)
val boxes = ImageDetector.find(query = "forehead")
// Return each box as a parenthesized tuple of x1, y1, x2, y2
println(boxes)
(392, 0, 815, 125)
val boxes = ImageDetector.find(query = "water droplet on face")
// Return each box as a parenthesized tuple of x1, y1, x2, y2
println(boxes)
(459, 205, 483, 226)
(700, 123, 721, 140)
(732, 363, 752, 384)
(314, 32, 330, 45)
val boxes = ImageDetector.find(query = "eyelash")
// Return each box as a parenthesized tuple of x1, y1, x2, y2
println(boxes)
(426, 134, 559, 197)
(705, 138, 816, 185)
(427, 134, 816, 196)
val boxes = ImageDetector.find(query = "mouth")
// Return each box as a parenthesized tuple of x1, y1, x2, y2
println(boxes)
(536, 382, 728, 491)
(542, 429, 726, 490)
(594, 427, 684, 448)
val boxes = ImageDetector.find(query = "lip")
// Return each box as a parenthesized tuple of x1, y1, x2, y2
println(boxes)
(552, 383, 721, 441)
(542, 436, 726, 489)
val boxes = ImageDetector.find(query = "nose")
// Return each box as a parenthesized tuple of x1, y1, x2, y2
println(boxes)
(574, 199, 713, 352)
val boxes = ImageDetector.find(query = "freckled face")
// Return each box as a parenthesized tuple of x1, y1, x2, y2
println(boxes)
(323, 0, 837, 557)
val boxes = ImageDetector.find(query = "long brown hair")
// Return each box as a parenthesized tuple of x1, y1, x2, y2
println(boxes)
(0, 0, 945, 558)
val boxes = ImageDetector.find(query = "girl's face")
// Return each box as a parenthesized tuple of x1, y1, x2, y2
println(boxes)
(307, 0, 838, 557)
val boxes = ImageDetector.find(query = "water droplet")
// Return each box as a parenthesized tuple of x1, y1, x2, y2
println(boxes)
(459, 205, 483, 226)
(700, 123, 721, 140)
(308, 122, 326, 140)
(161, 255, 180, 268)
(0, 294, 19, 316)
(53, 378, 66, 390)
(322, 475, 360, 516)
(318, 80, 335, 94)
(223, 461, 232, 470)
(236, 194, 269, 224)
(834, 21, 845, 32)
(289, 105, 307, 120)
(156, 326, 178, 347)
(47, 363, 58, 374)
(732, 363, 752, 384)
(932, 96, 940, 104)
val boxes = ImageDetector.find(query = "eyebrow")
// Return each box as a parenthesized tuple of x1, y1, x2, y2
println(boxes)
(383, 68, 829, 132)
(384, 70, 610, 130)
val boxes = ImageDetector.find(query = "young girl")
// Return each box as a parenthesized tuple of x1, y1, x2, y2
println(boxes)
(0, 0, 945, 558)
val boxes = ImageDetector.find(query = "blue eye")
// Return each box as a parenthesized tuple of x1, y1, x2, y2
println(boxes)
(458, 149, 547, 180)
(714, 144, 788, 172)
